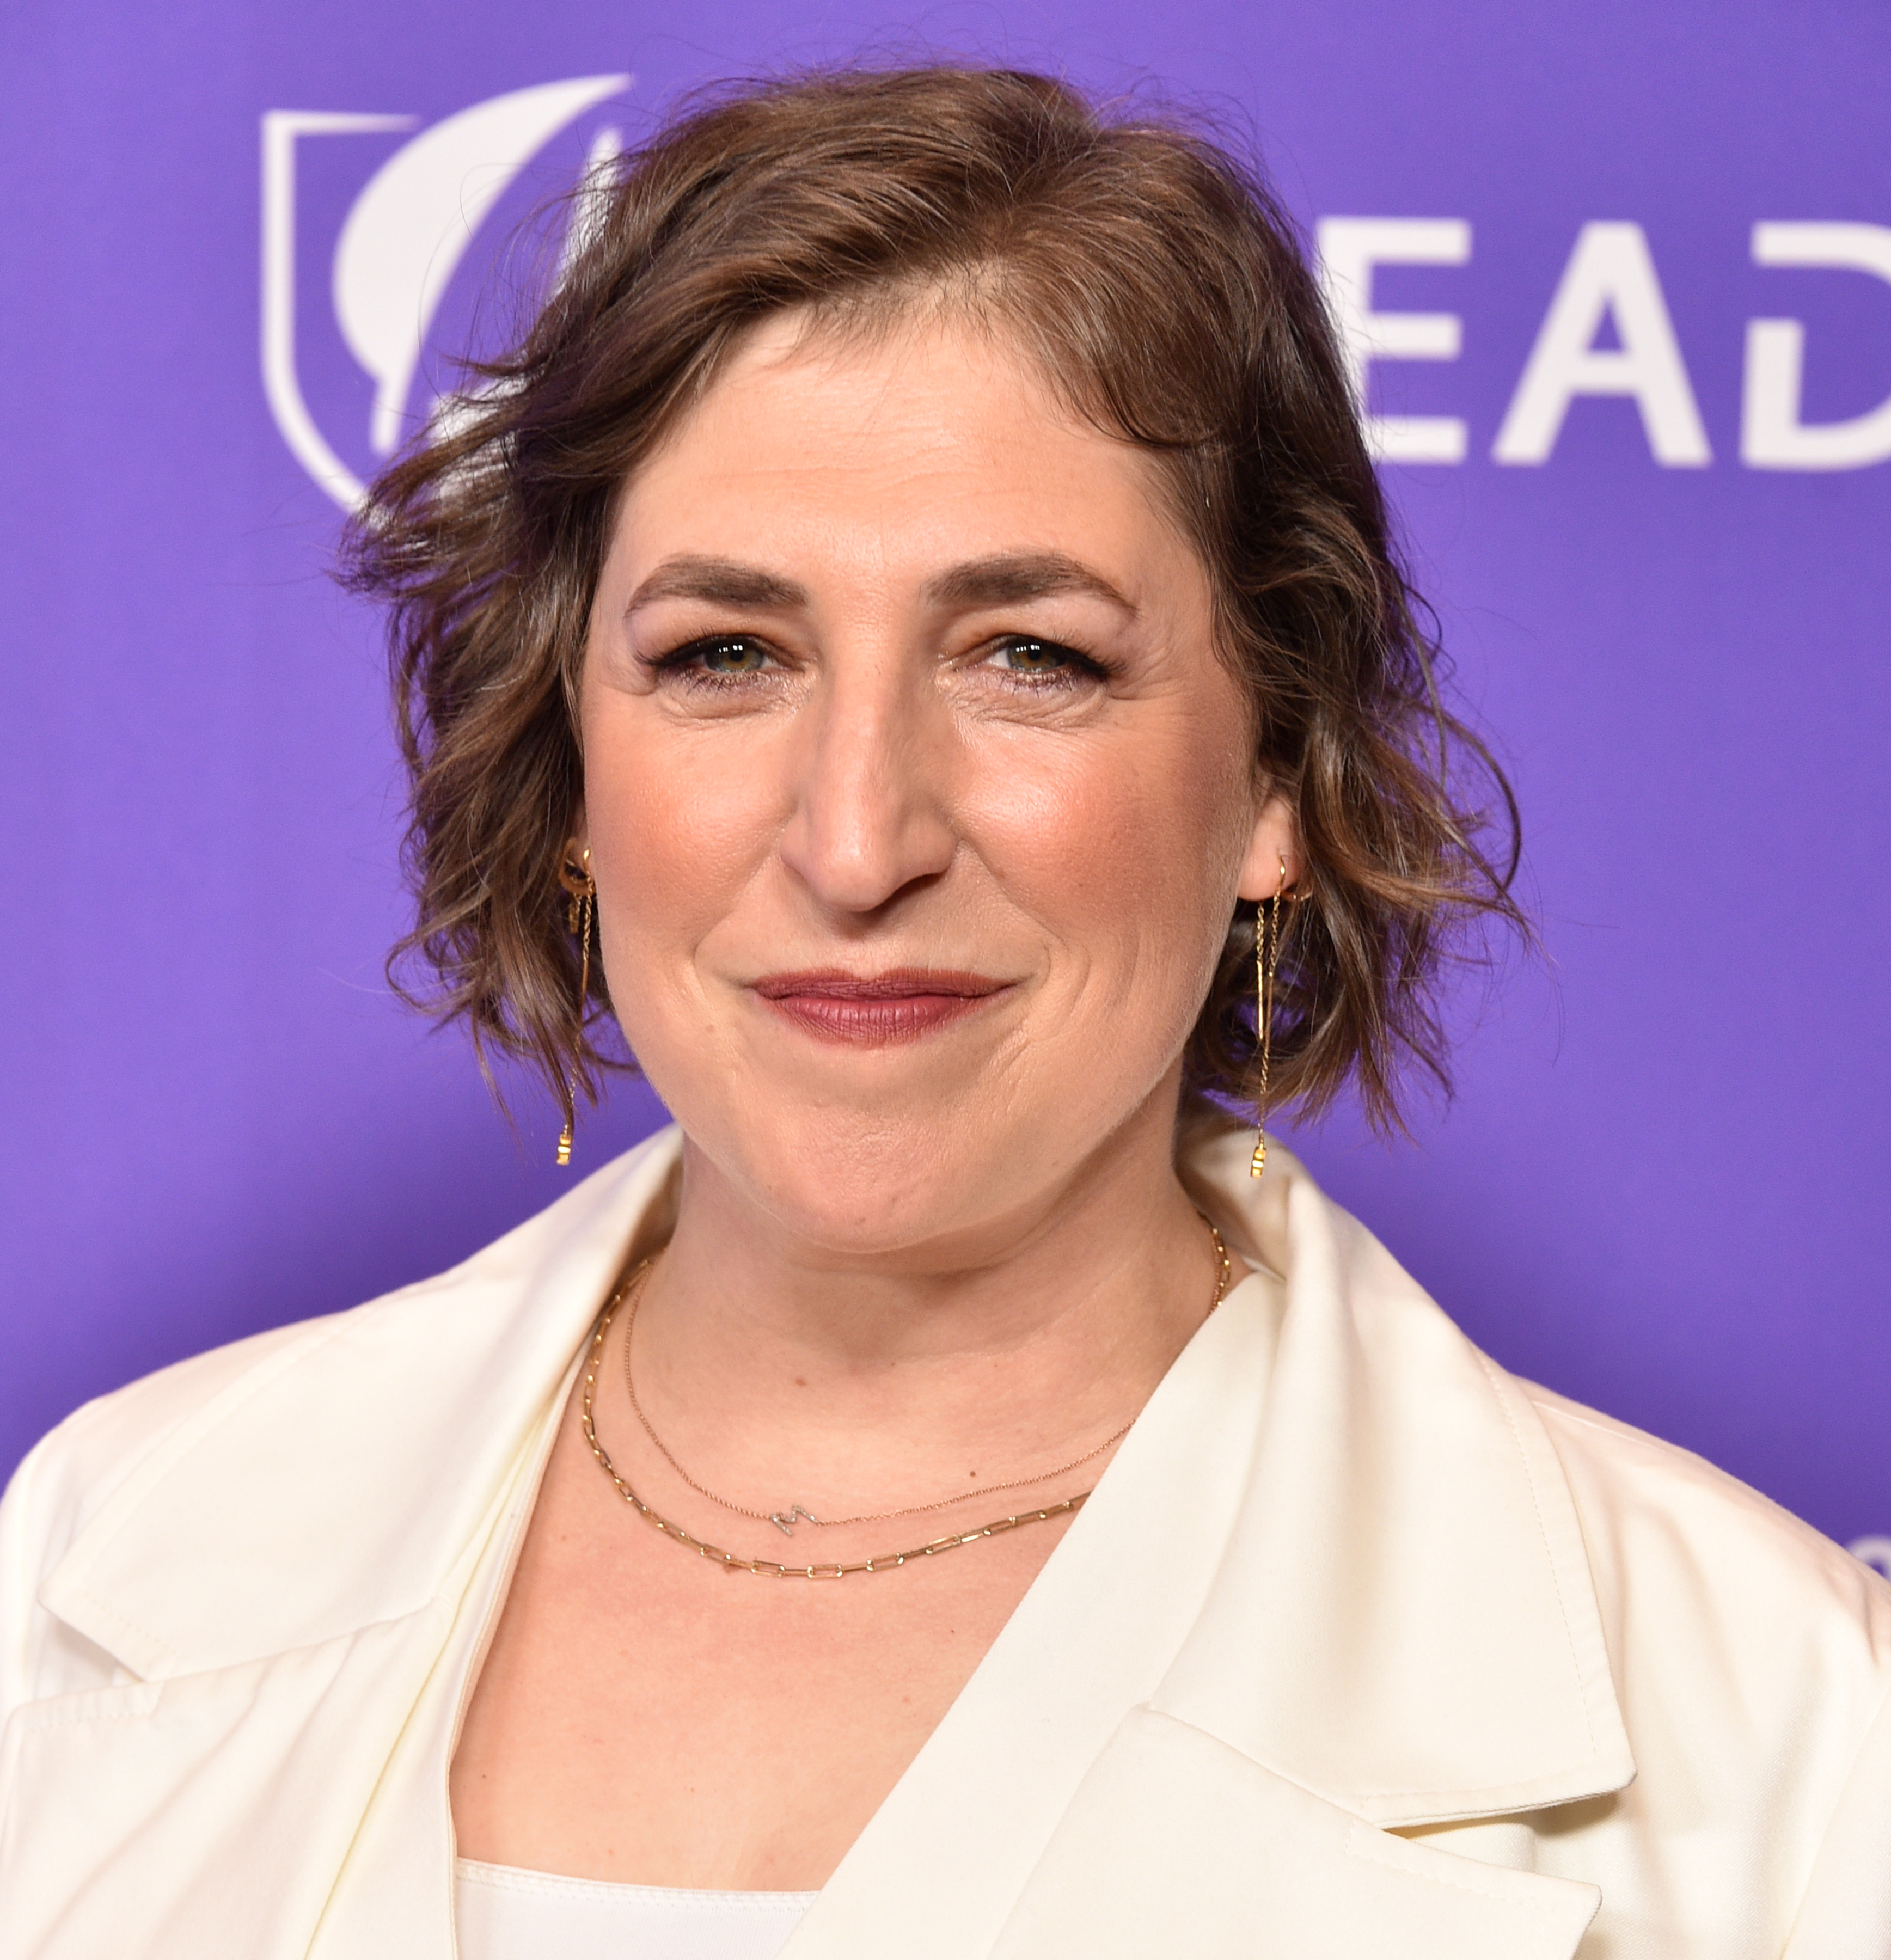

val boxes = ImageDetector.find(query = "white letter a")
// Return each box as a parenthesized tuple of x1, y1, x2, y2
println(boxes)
(1495, 223, 1711, 466)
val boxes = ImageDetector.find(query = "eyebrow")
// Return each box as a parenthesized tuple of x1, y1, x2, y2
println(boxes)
(624, 556, 809, 615)
(623, 550, 1134, 618)
(922, 552, 1136, 615)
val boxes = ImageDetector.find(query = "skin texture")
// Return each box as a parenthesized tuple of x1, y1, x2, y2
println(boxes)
(449, 309, 1299, 1889)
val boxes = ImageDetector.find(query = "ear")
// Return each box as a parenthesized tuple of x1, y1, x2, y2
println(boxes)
(1235, 793, 1302, 903)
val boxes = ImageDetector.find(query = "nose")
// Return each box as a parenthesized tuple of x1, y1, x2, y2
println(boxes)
(776, 648, 958, 916)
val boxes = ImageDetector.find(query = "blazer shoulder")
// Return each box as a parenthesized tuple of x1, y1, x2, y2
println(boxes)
(1, 1288, 428, 1640)
(8, 1316, 332, 1555)
(0, 1186, 578, 1614)
(0, 1134, 667, 1582)
(1, 1312, 358, 1712)
(1521, 1377, 1891, 1682)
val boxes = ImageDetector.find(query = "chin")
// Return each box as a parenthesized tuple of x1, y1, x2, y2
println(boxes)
(703, 1096, 1056, 1259)
(779, 1119, 994, 1246)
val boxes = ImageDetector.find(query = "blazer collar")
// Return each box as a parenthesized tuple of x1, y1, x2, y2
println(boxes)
(39, 1130, 683, 1680)
(1162, 1123, 1634, 1827)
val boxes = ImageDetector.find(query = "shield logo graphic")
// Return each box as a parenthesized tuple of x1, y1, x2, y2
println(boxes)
(260, 75, 630, 509)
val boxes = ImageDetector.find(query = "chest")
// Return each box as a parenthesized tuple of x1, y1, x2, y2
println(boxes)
(448, 1404, 1073, 1890)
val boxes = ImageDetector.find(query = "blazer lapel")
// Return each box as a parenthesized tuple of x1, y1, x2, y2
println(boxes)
(1155, 1130, 1635, 1824)
(305, 1376, 577, 1960)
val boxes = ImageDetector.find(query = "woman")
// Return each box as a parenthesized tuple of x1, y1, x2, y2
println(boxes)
(2, 66, 1886, 1960)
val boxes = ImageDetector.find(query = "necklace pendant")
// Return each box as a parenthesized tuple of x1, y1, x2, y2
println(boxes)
(768, 1505, 820, 1535)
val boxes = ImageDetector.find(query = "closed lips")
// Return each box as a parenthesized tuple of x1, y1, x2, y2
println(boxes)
(751, 970, 1009, 1043)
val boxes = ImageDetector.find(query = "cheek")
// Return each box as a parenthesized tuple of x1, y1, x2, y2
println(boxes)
(582, 711, 773, 996)
(968, 716, 1247, 995)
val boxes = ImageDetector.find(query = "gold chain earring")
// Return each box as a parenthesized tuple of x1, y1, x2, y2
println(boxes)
(1250, 853, 1293, 1180)
(555, 847, 596, 1168)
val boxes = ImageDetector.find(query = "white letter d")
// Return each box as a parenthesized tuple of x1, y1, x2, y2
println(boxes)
(1743, 223, 1891, 470)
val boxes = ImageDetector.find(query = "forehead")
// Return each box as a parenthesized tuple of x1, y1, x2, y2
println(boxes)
(606, 307, 1198, 590)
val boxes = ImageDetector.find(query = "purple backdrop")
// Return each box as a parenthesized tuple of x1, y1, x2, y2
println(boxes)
(3, 2, 1887, 1566)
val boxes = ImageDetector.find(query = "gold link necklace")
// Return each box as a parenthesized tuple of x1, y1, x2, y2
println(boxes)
(580, 1217, 1232, 1579)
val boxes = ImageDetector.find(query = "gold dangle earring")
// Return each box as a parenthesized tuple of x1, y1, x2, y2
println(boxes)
(1250, 853, 1293, 1180)
(555, 847, 596, 1168)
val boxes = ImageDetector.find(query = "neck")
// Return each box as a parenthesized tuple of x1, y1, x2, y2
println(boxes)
(626, 1080, 1226, 1513)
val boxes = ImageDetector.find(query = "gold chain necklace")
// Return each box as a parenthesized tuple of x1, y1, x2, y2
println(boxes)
(580, 1217, 1233, 1579)
(623, 1217, 1229, 1534)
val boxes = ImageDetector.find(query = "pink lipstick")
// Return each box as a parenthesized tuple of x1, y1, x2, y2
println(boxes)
(750, 968, 1009, 1044)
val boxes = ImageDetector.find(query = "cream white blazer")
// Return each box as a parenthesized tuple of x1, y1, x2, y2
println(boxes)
(3, 1126, 1889, 1960)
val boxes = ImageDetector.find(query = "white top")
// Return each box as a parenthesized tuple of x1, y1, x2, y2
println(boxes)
(455, 1859, 817, 1960)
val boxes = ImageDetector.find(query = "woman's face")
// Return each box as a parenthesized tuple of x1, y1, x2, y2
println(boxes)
(579, 309, 1292, 1254)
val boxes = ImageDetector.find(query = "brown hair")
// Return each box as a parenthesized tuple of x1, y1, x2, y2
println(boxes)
(342, 64, 1521, 1138)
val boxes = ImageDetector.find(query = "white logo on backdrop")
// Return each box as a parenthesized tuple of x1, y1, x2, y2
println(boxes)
(261, 76, 628, 510)
(1319, 216, 1891, 469)
(261, 82, 1891, 501)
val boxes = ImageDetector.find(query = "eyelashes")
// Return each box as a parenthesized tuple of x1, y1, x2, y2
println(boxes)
(981, 634, 1110, 688)
(647, 635, 776, 688)
(647, 632, 1110, 693)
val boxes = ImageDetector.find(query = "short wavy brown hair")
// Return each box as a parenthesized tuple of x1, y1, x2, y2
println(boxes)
(343, 64, 1521, 1141)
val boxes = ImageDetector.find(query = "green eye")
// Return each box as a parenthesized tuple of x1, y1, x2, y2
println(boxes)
(992, 636, 1072, 674)
(699, 637, 770, 675)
